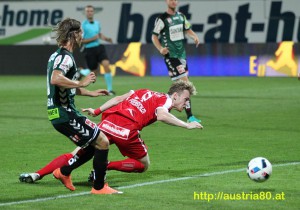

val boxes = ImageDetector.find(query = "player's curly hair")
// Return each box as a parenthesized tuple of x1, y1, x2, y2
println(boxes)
(168, 80, 197, 96)
(52, 18, 81, 47)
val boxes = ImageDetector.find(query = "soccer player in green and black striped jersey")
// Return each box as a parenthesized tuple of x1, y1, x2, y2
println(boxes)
(45, 18, 120, 194)
(152, 0, 201, 123)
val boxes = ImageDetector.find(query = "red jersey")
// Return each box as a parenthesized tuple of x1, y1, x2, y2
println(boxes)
(102, 89, 172, 131)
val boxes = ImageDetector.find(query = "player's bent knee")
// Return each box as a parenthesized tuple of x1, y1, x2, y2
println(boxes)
(143, 162, 149, 172)
(139, 155, 150, 172)
(94, 132, 109, 150)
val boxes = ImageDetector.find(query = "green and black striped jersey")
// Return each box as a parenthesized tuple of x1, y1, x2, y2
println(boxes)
(153, 11, 191, 59)
(46, 48, 83, 124)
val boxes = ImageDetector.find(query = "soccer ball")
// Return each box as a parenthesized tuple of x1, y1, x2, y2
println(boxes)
(247, 157, 272, 182)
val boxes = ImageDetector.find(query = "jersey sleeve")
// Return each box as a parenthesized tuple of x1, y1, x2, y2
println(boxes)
(183, 14, 191, 31)
(155, 96, 172, 115)
(53, 54, 74, 75)
(152, 17, 165, 35)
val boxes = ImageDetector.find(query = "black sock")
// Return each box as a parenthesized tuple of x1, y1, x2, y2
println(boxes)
(93, 149, 109, 190)
(185, 99, 193, 119)
(61, 145, 94, 176)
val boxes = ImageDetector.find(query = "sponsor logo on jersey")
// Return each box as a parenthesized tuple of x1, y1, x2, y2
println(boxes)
(53, 55, 62, 69)
(59, 64, 68, 73)
(62, 55, 70, 64)
(59, 55, 72, 73)
(128, 98, 146, 114)
(100, 120, 130, 140)
(169, 25, 184, 41)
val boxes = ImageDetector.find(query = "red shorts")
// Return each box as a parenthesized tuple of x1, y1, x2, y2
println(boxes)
(97, 115, 148, 160)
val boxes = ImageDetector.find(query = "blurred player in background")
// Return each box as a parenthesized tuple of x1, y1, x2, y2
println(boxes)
(20, 80, 203, 184)
(81, 5, 115, 95)
(24, 17, 120, 194)
(152, 0, 201, 123)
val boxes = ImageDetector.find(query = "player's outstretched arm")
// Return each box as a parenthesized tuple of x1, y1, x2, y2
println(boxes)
(156, 108, 203, 129)
(82, 91, 133, 117)
(77, 88, 109, 97)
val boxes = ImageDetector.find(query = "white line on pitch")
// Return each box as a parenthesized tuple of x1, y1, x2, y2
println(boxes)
(0, 162, 299, 207)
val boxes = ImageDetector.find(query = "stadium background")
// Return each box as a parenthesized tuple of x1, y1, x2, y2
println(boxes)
(0, 0, 299, 77)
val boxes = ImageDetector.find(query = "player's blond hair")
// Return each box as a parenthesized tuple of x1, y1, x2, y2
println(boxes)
(52, 18, 81, 47)
(167, 80, 197, 96)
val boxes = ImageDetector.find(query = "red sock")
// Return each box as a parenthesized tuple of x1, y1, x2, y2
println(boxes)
(107, 158, 145, 173)
(36, 153, 73, 178)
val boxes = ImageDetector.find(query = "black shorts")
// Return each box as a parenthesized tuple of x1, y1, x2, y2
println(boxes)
(53, 116, 100, 148)
(164, 57, 189, 81)
(83, 45, 109, 70)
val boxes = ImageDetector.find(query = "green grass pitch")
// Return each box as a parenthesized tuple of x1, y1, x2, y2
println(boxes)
(0, 76, 299, 209)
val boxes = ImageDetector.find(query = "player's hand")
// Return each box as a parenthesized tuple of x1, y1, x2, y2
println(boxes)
(187, 121, 203, 129)
(89, 89, 109, 97)
(79, 72, 96, 87)
(81, 108, 97, 117)
(106, 37, 113, 43)
(159, 47, 169, 55)
(194, 37, 200, 48)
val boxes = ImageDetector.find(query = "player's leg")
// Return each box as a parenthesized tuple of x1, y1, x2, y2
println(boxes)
(107, 155, 149, 173)
(178, 76, 201, 123)
(88, 154, 150, 183)
(59, 145, 94, 176)
(52, 117, 100, 191)
(88, 134, 149, 183)
(90, 132, 122, 194)
(88, 116, 150, 182)
(85, 46, 99, 75)
(55, 116, 119, 194)
(101, 59, 114, 94)
(164, 57, 201, 122)
(99, 45, 115, 95)
(19, 147, 81, 183)
(37, 147, 81, 178)
(107, 131, 149, 173)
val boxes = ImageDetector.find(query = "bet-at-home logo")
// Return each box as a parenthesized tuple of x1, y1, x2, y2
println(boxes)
(1, 1, 300, 43)
(117, 1, 300, 43)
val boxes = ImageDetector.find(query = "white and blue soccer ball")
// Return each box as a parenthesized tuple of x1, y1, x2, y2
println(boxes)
(247, 157, 272, 182)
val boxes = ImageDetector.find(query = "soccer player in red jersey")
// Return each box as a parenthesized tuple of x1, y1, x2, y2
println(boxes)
(20, 80, 203, 189)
